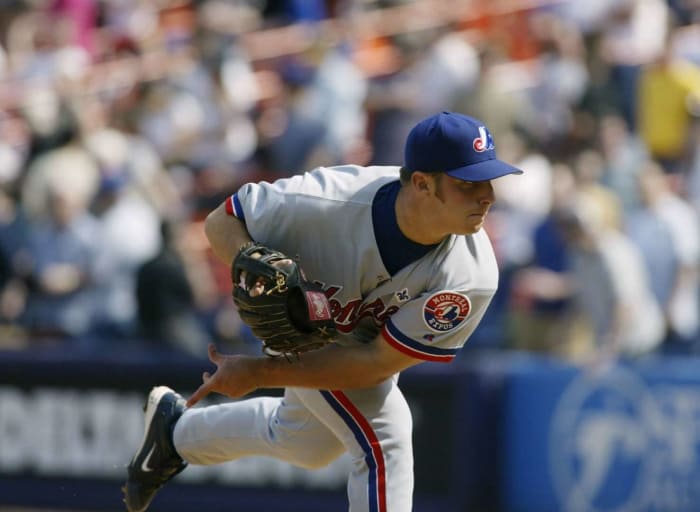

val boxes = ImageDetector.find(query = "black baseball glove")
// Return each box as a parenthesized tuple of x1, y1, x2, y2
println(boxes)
(232, 242, 337, 358)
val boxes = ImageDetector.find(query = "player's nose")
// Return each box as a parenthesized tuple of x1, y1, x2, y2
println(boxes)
(477, 181, 495, 205)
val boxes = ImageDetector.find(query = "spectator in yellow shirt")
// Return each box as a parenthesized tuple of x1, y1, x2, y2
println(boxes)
(637, 42, 700, 174)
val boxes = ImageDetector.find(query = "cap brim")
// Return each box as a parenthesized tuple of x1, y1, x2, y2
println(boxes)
(445, 159, 523, 182)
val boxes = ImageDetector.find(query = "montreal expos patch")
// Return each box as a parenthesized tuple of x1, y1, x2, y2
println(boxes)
(423, 292, 471, 332)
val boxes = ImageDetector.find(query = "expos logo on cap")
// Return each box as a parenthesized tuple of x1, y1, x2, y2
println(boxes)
(473, 126, 495, 153)
(423, 291, 471, 332)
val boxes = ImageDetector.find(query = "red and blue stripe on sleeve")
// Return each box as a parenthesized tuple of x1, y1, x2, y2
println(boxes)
(224, 193, 245, 221)
(382, 318, 458, 363)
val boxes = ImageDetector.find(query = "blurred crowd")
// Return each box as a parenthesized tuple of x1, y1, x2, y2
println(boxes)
(0, 0, 699, 365)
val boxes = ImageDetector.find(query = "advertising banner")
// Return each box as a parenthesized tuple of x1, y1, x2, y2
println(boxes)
(501, 357, 700, 512)
(0, 348, 477, 511)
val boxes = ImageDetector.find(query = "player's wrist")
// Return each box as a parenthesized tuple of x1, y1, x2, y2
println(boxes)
(251, 355, 291, 389)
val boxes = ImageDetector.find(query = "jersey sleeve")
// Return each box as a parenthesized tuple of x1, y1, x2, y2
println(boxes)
(224, 166, 391, 290)
(225, 179, 297, 244)
(381, 288, 495, 363)
(224, 167, 341, 245)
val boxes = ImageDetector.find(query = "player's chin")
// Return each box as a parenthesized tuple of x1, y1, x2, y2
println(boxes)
(461, 217, 485, 234)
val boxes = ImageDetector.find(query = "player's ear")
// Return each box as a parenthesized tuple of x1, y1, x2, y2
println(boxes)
(411, 172, 433, 194)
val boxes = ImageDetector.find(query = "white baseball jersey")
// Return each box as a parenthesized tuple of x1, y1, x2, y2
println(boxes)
(226, 164, 499, 361)
(174, 164, 501, 512)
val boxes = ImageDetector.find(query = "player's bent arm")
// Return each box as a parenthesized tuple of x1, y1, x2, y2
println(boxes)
(204, 202, 253, 264)
(260, 333, 421, 389)
(187, 334, 422, 406)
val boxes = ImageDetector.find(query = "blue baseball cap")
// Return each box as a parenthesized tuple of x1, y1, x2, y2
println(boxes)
(404, 111, 523, 181)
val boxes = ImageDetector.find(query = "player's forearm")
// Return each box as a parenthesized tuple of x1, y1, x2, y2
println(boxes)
(204, 203, 252, 264)
(255, 343, 399, 390)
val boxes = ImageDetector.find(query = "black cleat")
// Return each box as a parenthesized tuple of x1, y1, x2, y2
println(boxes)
(123, 386, 188, 512)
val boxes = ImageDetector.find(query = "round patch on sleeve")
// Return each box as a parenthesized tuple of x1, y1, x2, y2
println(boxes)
(423, 292, 471, 332)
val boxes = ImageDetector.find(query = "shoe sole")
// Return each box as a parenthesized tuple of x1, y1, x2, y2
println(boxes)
(122, 386, 180, 512)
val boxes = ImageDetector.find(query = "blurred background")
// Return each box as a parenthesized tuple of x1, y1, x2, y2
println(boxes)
(1, 0, 700, 510)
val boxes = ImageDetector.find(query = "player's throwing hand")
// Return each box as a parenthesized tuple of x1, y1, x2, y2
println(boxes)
(187, 344, 258, 407)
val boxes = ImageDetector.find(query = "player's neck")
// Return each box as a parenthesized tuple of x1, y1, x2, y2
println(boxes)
(395, 186, 447, 246)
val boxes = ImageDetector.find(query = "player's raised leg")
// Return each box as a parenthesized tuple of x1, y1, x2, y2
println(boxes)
(173, 389, 345, 469)
(123, 386, 188, 512)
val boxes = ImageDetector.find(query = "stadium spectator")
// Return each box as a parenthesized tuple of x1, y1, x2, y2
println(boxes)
(19, 143, 102, 341)
(636, 35, 700, 175)
(83, 128, 163, 340)
(558, 195, 666, 362)
(634, 162, 700, 349)
(136, 221, 211, 356)
(599, 0, 669, 129)
(508, 164, 581, 357)
(598, 114, 649, 212)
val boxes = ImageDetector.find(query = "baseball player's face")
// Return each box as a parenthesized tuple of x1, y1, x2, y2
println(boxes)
(433, 175, 495, 234)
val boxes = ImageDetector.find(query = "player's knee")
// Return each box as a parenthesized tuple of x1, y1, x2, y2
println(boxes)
(381, 422, 413, 466)
(292, 444, 345, 470)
